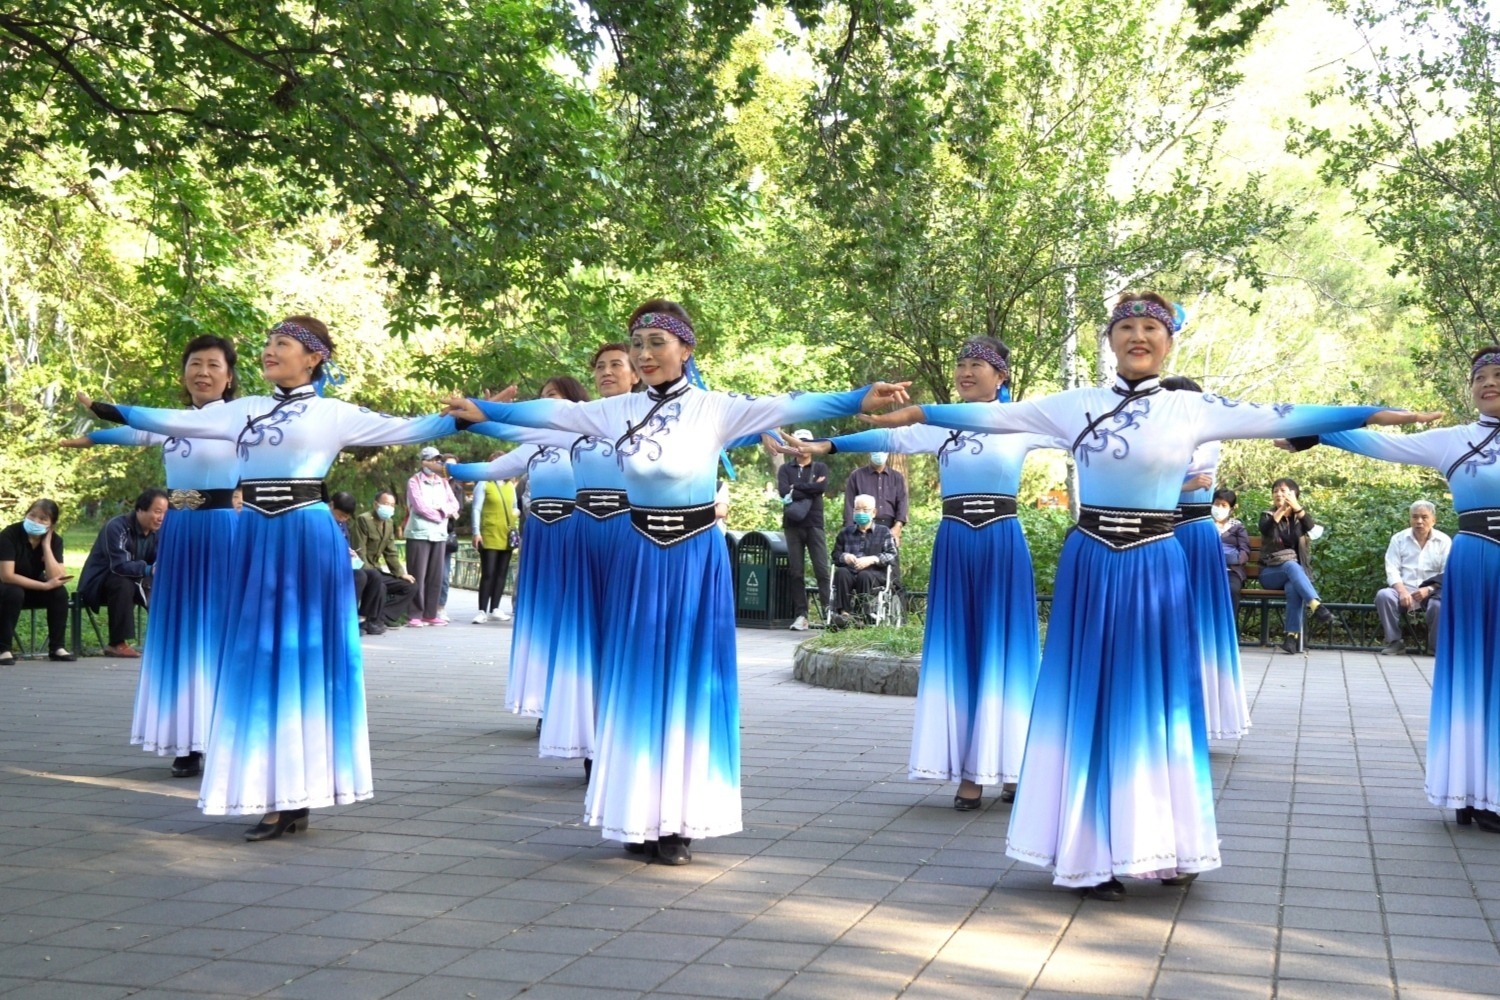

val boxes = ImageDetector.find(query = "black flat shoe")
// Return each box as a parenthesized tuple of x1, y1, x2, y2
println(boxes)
(1474, 810, 1500, 834)
(0, 652, 14, 666)
(999, 784, 1016, 803)
(953, 793, 982, 811)
(583, 757, 592, 781)
(1280, 632, 1300, 654)
(656, 834, 692, 866)
(534, 717, 543, 736)
(1082, 878, 1125, 901)
(1457, 806, 1476, 826)
(244, 808, 310, 842)
(1160, 872, 1198, 886)
(624, 839, 657, 857)
(170, 752, 202, 778)
(49, 648, 77, 662)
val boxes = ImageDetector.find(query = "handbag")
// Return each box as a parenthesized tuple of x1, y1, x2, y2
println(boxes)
(1262, 548, 1297, 567)
(784, 497, 812, 525)
(507, 528, 521, 550)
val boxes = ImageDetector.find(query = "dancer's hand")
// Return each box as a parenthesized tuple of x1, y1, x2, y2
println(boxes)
(1367, 409, 1444, 426)
(58, 436, 93, 449)
(860, 381, 912, 412)
(485, 385, 518, 403)
(1184, 473, 1213, 491)
(858, 405, 925, 428)
(76, 391, 94, 411)
(442, 395, 486, 423)
(1273, 438, 1295, 452)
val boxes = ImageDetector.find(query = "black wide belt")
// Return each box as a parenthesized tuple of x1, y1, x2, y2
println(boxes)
(941, 493, 1018, 528)
(1176, 502, 1213, 525)
(528, 498, 576, 525)
(1076, 504, 1177, 550)
(576, 489, 630, 519)
(1458, 508, 1500, 543)
(630, 502, 716, 547)
(240, 479, 326, 517)
(168, 488, 236, 512)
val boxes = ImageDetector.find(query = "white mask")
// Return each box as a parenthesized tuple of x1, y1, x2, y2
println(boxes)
(1211, 505, 1230, 522)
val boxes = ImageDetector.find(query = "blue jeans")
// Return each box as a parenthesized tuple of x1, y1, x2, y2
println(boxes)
(1258, 562, 1320, 634)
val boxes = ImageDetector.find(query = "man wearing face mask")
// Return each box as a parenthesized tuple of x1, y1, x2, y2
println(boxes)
(1212, 489, 1251, 620)
(349, 490, 417, 628)
(830, 494, 899, 625)
(844, 450, 908, 544)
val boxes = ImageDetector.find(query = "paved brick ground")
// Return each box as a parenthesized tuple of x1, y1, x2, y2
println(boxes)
(1, 589, 1497, 999)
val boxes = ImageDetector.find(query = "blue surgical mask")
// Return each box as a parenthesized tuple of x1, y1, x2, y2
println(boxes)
(375, 504, 395, 521)
(853, 511, 873, 527)
(869, 452, 888, 467)
(21, 518, 48, 537)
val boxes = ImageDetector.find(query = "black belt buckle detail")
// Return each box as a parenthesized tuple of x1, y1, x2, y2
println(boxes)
(940, 493, 1018, 528)
(169, 488, 235, 511)
(1458, 508, 1500, 543)
(240, 479, 326, 516)
(1176, 502, 1213, 525)
(1077, 504, 1176, 550)
(576, 489, 629, 519)
(630, 503, 716, 546)
(528, 499, 577, 525)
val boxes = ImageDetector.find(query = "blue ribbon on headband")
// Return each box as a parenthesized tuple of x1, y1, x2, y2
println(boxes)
(314, 360, 346, 397)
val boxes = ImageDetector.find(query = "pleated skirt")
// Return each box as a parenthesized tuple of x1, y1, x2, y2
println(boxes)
(1006, 530, 1220, 887)
(1425, 533, 1500, 813)
(1174, 518, 1250, 740)
(198, 504, 368, 815)
(507, 511, 578, 718)
(130, 507, 238, 756)
(539, 512, 633, 759)
(585, 528, 741, 842)
(908, 516, 1040, 786)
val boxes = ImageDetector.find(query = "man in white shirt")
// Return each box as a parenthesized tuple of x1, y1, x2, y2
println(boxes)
(1375, 500, 1451, 655)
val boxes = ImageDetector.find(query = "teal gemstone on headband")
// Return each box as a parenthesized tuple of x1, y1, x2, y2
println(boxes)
(1130, 301, 1148, 315)
(641, 313, 658, 324)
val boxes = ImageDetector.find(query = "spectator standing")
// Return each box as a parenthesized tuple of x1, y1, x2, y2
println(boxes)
(0, 499, 74, 663)
(779, 428, 832, 630)
(1258, 477, 1334, 653)
(349, 491, 417, 627)
(1212, 488, 1252, 618)
(405, 446, 459, 626)
(830, 494, 898, 624)
(471, 464, 519, 623)
(77, 488, 167, 657)
(437, 454, 464, 622)
(844, 450, 909, 543)
(1376, 500, 1450, 655)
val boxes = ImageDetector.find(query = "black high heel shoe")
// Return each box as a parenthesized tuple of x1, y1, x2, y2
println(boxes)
(244, 808, 310, 842)
(1457, 806, 1475, 826)
(656, 834, 693, 865)
(1474, 810, 1500, 834)
(1081, 878, 1125, 901)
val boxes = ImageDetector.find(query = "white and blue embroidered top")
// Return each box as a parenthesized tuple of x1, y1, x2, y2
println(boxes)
(448, 441, 575, 500)
(825, 417, 1061, 498)
(1179, 441, 1221, 505)
(922, 375, 1381, 512)
(87, 399, 240, 491)
(1318, 420, 1500, 511)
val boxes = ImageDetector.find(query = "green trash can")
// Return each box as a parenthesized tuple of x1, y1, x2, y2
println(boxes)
(735, 530, 796, 628)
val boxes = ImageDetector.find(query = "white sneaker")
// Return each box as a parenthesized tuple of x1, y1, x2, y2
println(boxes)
(497, 611, 512, 621)
(472, 612, 490, 624)
(790, 615, 809, 631)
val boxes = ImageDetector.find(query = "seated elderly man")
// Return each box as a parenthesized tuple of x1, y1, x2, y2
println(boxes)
(830, 493, 898, 626)
(1376, 499, 1451, 655)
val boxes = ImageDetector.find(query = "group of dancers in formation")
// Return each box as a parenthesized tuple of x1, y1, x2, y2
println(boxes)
(68, 290, 1497, 899)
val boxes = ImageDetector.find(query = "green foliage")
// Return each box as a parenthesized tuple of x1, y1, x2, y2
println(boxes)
(800, 621, 925, 657)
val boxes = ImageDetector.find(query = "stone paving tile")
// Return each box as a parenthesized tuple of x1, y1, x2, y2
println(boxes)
(4, 611, 1500, 997)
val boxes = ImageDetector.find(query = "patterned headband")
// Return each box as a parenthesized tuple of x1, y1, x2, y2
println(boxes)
(1472, 351, 1500, 382)
(269, 320, 331, 360)
(1106, 299, 1180, 336)
(629, 312, 696, 347)
(957, 341, 1010, 374)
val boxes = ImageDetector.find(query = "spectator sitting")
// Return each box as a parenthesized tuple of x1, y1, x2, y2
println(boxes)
(1258, 477, 1334, 654)
(844, 449, 909, 545)
(77, 488, 167, 658)
(1376, 500, 1451, 656)
(0, 499, 75, 663)
(331, 492, 385, 636)
(830, 494, 898, 627)
(1212, 488, 1251, 619)
(348, 490, 417, 628)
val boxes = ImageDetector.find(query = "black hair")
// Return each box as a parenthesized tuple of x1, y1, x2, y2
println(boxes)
(1212, 488, 1238, 508)
(591, 342, 632, 367)
(373, 490, 396, 505)
(330, 491, 358, 515)
(1161, 375, 1203, 393)
(541, 375, 592, 403)
(134, 488, 169, 512)
(1271, 477, 1300, 497)
(180, 335, 240, 402)
(26, 499, 60, 524)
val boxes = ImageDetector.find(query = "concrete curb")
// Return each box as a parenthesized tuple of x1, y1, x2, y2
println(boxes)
(792, 640, 920, 696)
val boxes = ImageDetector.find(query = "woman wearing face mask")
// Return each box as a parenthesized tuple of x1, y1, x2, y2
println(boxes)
(63, 335, 243, 777)
(1212, 489, 1251, 621)
(404, 447, 460, 626)
(1163, 377, 1249, 741)
(81, 316, 459, 841)
(861, 291, 1437, 899)
(0, 500, 74, 664)
(796, 337, 1063, 811)
(1283, 347, 1500, 832)
(1258, 477, 1332, 654)
(446, 299, 910, 865)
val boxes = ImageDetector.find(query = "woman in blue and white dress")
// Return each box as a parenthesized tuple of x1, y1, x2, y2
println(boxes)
(445, 299, 910, 865)
(800, 337, 1060, 810)
(1163, 377, 1250, 741)
(1286, 346, 1500, 833)
(863, 292, 1435, 899)
(84, 316, 457, 840)
(65, 335, 243, 778)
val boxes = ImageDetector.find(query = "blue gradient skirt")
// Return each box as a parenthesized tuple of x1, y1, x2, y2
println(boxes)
(198, 505, 368, 816)
(1006, 531, 1220, 887)
(1174, 518, 1250, 739)
(908, 517, 1040, 786)
(130, 507, 238, 756)
(540, 512, 631, 760)
(585, 528, 741, 842)
(1425, 534, 1500, 813)
(507, 511, 578, 718)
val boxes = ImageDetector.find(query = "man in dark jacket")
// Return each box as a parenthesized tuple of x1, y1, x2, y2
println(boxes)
(78, 488, 167, 658)
(778, 430, 832, 631)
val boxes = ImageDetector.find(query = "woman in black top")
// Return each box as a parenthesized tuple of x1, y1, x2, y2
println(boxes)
(1257, 478, 1333, 653)
(0, 499, 76, 663)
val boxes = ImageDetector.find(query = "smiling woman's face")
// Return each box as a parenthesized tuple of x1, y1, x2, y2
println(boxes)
(1472, 363, 1500, 417)
(1108, 315, 1172, 380)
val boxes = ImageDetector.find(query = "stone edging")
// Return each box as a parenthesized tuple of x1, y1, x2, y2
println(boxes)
(792, 641, 919, 697)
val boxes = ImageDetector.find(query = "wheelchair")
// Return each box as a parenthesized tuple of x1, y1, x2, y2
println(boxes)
(830, 559, 904, 630)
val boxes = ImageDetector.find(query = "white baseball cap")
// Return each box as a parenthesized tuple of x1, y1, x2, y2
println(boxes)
(792, 429, 815, 442)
